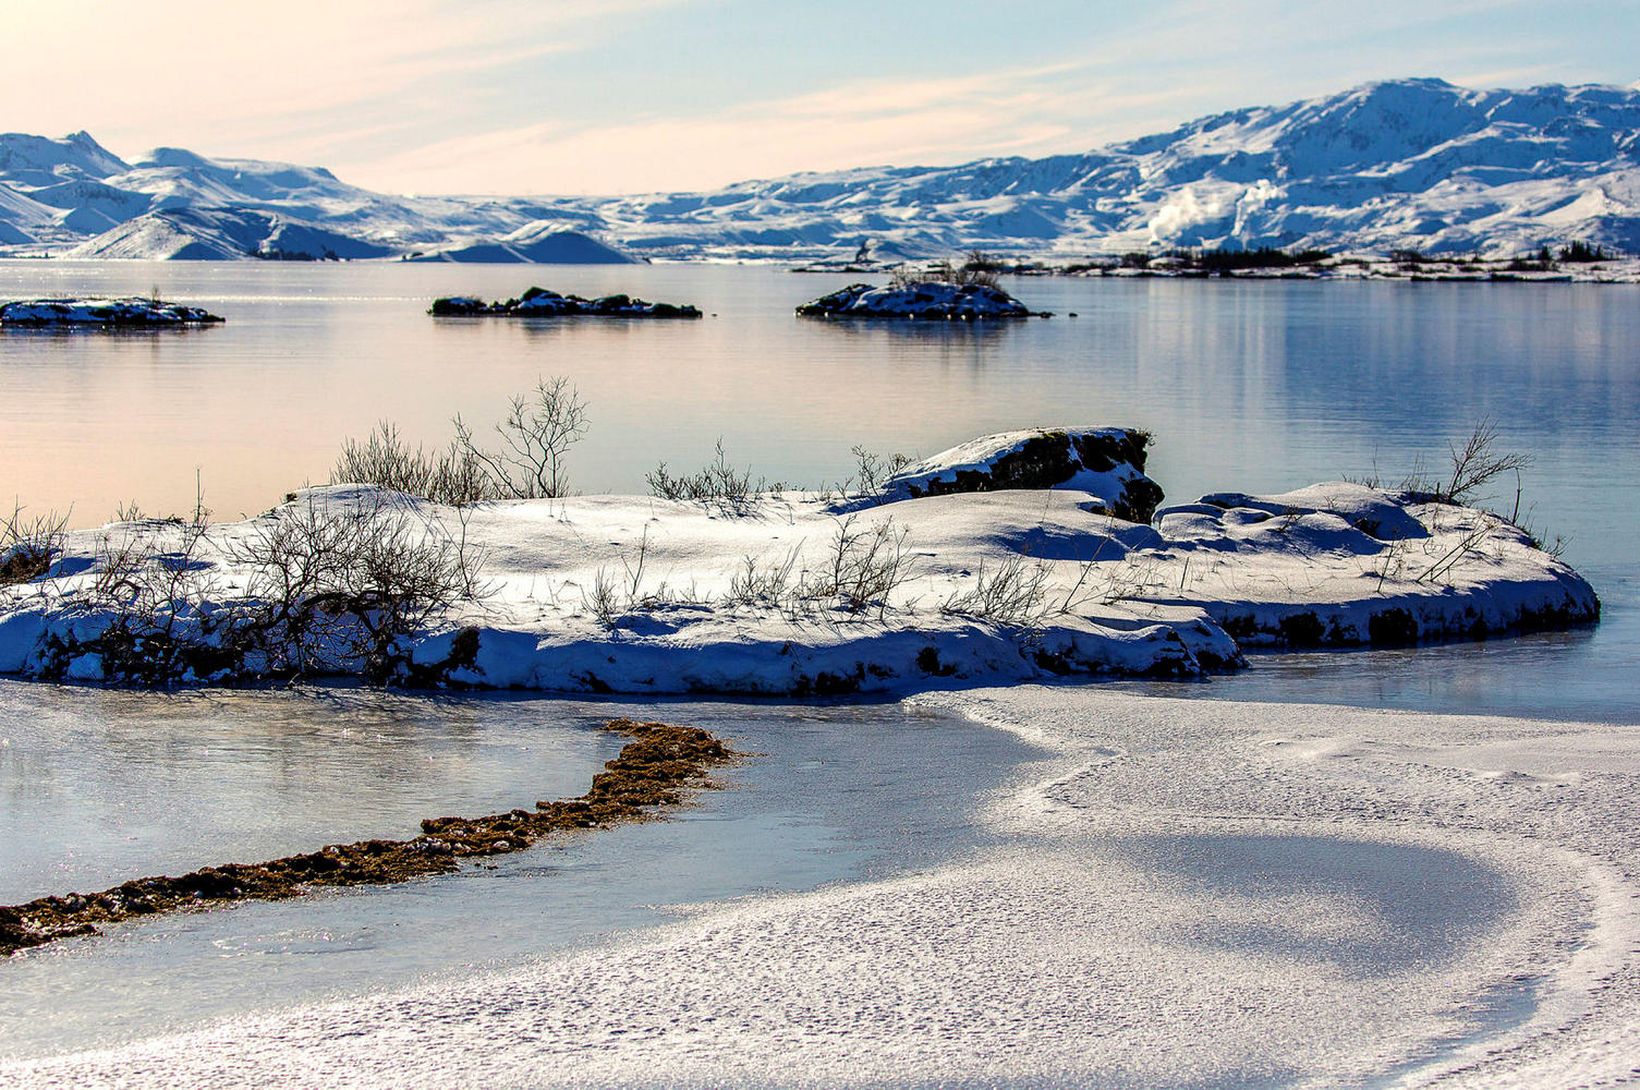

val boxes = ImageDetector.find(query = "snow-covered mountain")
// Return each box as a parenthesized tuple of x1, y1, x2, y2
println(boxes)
(3, 78, 1638, 261)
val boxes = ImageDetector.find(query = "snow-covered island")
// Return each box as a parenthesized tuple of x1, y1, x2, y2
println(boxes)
(0, 298, 224, 328)
(0, 429, 1597, 693)
(430, 288, 702, 319)
(796, 281, 1049, 320)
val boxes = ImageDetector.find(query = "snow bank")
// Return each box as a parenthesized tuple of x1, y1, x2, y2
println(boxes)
(430, 287, 701, 319)
(0, 298, 224, 327)
(0, 446, 1598, 692)
(795, 281, 1047, 319)
(1148, 483, 1598, 646)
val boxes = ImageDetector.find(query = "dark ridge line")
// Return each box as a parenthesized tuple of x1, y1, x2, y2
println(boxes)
(0, 718, 737, 957)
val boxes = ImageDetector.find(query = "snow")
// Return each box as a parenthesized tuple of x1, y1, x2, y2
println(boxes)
(5, 79, 1640, 262)
(0, 460, 1597, 692)
(6, 684, 1637, 1087)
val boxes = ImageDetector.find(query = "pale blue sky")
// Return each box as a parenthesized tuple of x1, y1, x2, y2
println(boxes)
(5, 0, 1636, 194)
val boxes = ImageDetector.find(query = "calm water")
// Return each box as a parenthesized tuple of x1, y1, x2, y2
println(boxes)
(2, 261, 1636, 717)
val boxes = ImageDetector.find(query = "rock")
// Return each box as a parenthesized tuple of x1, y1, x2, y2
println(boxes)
(795, 281, 1047, 319)
(0, 298, 224, 327)
(881, 428, 1164, 523)
(428, 288, 702, 319)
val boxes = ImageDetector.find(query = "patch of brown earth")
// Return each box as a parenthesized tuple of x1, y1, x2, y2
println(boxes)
(0, 719, 735, 957)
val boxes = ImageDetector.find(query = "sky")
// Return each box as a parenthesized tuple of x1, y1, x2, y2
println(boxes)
(4, 0, 1637, 196)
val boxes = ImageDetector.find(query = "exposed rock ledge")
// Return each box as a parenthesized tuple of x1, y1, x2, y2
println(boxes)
(0, 431, 1598, 694)
(430, 287, 701, 319)
(796, 281, 1049, 319)
(0, 298, 224, 327)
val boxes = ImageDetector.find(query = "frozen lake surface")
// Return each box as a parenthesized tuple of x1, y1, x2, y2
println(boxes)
(0, 684, 1035, 1059)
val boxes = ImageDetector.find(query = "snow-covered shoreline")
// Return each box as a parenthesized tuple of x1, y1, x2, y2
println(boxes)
(5, 684, 1635, 1088)
(0, 429, 1598, 693)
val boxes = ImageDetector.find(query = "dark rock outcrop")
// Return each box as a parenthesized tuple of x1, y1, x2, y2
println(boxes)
(796, 281, 1048, 319)
(0, 298, 224, 327)
(430, 287, 701, 319)
(881, 428, 1163, 523)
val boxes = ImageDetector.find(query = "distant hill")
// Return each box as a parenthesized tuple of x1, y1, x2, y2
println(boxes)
(4, 78, 1638, 261)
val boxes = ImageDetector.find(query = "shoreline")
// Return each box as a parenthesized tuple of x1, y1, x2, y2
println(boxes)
(5, 684, 1635, 1086)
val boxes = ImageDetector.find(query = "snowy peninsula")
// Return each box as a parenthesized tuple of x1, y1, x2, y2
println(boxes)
(0, 429, 1597, 693)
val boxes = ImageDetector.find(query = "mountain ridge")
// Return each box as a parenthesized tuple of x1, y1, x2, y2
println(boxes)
(3, 77, 1637, 261)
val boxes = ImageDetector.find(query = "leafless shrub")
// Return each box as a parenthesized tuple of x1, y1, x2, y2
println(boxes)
(230, 494, 492, 678)
(333, 378, 588, 505)
(332, 422, 494, 505)
(581, 566, 624, 629)
(453, 376, 588, 500)
(647, 439, 776, 513)
(1437, 418, 1533, 505)
(1, 503, 71, 584)
(801, 515, 914, 618)
(1087, 552, 1166, 604)
(851, 444, 915, 501)
(941, 554, 1053, 628)
(1415, 513, 1496, 585)
(723, 547, 803, 611)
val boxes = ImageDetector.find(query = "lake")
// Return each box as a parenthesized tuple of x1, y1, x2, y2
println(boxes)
(3, 262, 1637, 1078)
(3, 261, 1636, 718)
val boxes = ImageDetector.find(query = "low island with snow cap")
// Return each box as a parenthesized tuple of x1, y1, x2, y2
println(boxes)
(430, 287, 702, 319)
(0, 298, 224, 328)
(796, 281, 1049, 320)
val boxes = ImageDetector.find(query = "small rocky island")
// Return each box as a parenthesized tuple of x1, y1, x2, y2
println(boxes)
(797, 280, 1049, 320)
(0, 298, 224, 328)
(430, 287, 702, 319)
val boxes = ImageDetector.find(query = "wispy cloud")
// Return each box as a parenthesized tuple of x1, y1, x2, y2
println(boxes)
(3, 0, 1631, 194)
(354, 62, 1218, 195)
(0, 0, 684, 159)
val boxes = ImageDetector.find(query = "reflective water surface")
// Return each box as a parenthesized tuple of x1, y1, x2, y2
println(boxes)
(2, 262, 1636, 716)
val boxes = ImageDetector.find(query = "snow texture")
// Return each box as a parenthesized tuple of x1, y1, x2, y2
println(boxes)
(5, 79, 1640, 262)
(5, 685, 1637, 1088)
